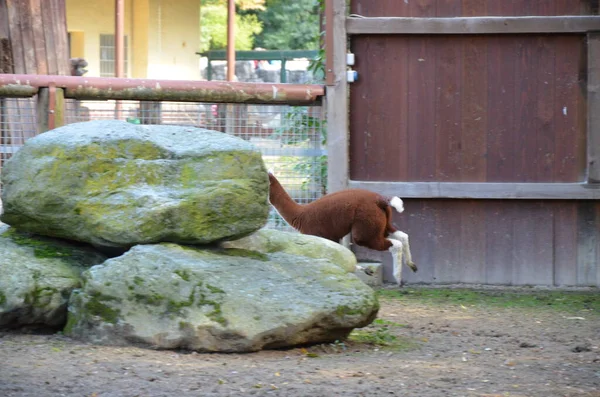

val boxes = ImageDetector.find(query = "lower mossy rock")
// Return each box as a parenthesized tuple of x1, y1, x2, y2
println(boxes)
(0, 120, 269, 248)
(221, 229, 357, 273)
(65, 243, 378, 352)
(0, 224, 108, 329)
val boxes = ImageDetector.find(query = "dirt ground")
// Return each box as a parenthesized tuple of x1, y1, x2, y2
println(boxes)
(0, 286, 598, 397)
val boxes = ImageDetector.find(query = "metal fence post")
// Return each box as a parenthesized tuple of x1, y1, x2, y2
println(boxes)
(36, 85, 64, 133)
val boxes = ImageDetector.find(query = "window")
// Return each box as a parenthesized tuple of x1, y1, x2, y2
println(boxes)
(99, 34, 129, 77)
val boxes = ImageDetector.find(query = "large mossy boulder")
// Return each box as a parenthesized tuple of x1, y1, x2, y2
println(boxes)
(65, 243, 378, 352)
(221, 229, 357, 273)
(0, 120, 269, 248)
(0, 224, 108, 329)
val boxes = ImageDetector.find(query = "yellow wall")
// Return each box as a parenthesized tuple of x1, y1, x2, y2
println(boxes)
(66, 0, 200, 80)
(66, 0, 133, 77)
(131, 0, 150, 78)
(146, 0, 200, 80)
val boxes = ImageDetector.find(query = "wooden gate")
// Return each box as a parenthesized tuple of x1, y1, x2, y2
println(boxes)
(326, 0, 600, 286)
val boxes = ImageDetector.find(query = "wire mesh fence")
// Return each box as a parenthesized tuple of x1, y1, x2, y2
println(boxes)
(0, 97, 326, 231)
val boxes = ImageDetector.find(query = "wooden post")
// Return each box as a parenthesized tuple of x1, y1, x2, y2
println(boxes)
(326, 0, 349, 248)
(226, 0, 235, 82)
(224, 0, 236, 135)
(326, 0, 349, 193)
(36, 86, 64, 134)
(115, 0, 125, 119)
(588, 32, 600, 183)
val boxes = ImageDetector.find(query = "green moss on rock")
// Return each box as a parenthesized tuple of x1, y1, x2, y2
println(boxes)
(174, 269, 191, 282)
(85, 292, 122, 324)
(4, 229, 78, 259)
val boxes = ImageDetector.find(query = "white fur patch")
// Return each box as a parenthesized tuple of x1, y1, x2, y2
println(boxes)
(390, 230, 408, 242)
(388, 238, 404, 285)
(390, 196, 404, 213)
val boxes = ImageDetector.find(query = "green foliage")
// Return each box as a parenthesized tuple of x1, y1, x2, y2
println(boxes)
(251, 0, 320, 50)
(273, 107, 327, 195)
(200, 4, 263, 52)
(377, 288, 600, 314)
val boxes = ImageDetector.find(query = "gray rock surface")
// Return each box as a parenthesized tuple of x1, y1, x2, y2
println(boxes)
(1, 120, 269, 248)
(222, 229, 357, 273)
(0, 224, 108, 328)
(65, 243, 379, 352)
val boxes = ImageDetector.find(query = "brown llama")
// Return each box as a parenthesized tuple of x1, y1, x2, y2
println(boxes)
(268, 172, 417, 285)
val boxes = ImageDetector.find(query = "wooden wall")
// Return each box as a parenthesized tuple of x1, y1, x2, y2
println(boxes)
(0, 0, 70, 173)
(0, 0, 70, 75)
(344, 0, 600, 286)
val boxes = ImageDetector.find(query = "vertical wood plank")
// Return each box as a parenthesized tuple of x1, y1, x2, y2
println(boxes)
(511, 202, 554, 285)
(554, 36, 586, 182)
(17, 0, 36, 74)
(460, 35, 487, 181)
(0, 0, 9, 39)
(402, 200, 437, 284)
(53, 0, 70, 75)
(485, 202, 514, 284)
(576, 202, 598, 286)
(433, 200, 463, 283)
(5, 0, 25, 73)
(435, 0, 462, 183)
(41, 0, 58, 75)
(596, 203, 600, 287)
(459, 1, 488, 279)
(535, 37, 556, 181)
(326, 0, 348, 193)
(29, 0, 46, 74)
(553, 202, 578, 286)
(513, 36, 538, 182)
(434, 38, 462, 182)
(459, 201, 486, 283)
(588, 33, 600, 183)
(486, 37, 516, 182)
(407, 36, 437, 182)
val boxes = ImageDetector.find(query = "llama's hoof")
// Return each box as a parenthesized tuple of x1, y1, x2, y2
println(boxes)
(408, 262, 418, 273)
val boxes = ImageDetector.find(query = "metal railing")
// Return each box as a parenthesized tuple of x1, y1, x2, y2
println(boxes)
(198, 50, 319, 83)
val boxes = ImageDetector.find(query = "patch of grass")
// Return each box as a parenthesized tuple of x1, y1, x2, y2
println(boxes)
(348, 318, 417, 351)
(348, 324, 418, 351)
(377, 288, 600, 314)
(373, 318, 407, 327)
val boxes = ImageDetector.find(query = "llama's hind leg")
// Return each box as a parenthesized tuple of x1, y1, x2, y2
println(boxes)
(387, 238, 404, 286)
(352, 221, 404, 286)
(390, 231, 417, 273)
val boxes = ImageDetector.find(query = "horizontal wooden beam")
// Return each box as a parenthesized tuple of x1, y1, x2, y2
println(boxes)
(348, 181, 600, 200)
(0, 74, 325, 105)
(346, 16, 600, 35)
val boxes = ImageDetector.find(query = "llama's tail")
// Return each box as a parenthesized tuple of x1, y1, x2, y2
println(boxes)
(376, 195, 404, 235)
(390, 196, 404, 214)
(375, 196, 404, 214)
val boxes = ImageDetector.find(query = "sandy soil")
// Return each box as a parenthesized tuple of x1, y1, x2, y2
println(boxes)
(1, 287, 598, 397)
